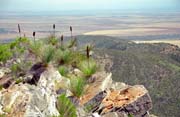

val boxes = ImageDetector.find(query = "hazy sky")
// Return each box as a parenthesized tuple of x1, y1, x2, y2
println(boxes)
(1, 0, 180, 12)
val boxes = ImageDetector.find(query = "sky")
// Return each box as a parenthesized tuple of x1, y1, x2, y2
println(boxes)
(0, 0, 180, 12)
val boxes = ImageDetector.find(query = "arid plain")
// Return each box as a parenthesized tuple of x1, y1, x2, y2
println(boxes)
(1, 11, 180, 46)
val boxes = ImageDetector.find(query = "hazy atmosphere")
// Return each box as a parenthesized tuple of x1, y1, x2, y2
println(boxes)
(1, 0, 180, 11)
(1, 0, 180, 117)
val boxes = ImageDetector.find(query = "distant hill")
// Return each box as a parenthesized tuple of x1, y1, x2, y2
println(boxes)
(77, 35, 180, 117)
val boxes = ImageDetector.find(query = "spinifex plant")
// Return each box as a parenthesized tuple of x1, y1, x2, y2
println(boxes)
(56, 94, 77, 117)
(78, 45, 97, 77)
(40, 45, 55, 66)
(70, 76, 85, 98)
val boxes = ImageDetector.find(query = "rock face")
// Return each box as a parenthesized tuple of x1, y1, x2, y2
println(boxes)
(0, 67, 61, 117)
(0, 66, 153, 117)
(80, 71, 152, 117)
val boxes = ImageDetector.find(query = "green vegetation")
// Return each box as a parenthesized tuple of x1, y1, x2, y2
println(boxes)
(48, 36, 58, 46)
(58, 66, 68, 76)
(78, 60, 97, 77)
(56, 94, 77, 117)
(70, 77, 85, 98)
(0, 114, 6, 117)
(55, 48, 71, 65)
(0, 44, 12, 63)
(40, 45, 55, 66)
(75, 35, 180, 117)
(29, 41, 43, 58)
(128, 114, 134, 117)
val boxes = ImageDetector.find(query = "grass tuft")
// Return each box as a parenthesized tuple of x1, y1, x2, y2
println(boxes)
(78, 59, 97, 77)
(70, 77, 85, 98)
(56, 94, 77, 117)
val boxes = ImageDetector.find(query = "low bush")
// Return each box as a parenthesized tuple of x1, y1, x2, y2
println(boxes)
(70, 77, 85, 98)
(55, 48, 71, 65)
(58, 66, 68, 76)
(78, 59, 97, 77)
(0, 44, 12, 63)
(56, 94, 77, 117)
(40, 45, 55, 66)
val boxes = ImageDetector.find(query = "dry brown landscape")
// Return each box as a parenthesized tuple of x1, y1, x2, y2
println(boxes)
(1, 12, 180, 46)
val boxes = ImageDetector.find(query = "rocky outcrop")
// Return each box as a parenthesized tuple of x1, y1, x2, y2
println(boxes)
(0, 67, 153, 117)
(80, 71, 152, 117)
(0, 67, 61, 117)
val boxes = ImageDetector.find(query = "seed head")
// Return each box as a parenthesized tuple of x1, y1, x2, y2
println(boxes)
(86, 46, 90, 59)
(33, 32, 36, 37)
(61, 35, 63, 41)
(18, 24, 21, 33)
(53, 24, 55, 29)
(70, 26, 72, 32)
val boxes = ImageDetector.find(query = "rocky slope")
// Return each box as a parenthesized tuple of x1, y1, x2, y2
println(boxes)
(76, 35, 180, 117)
(0, 63, 152, 117)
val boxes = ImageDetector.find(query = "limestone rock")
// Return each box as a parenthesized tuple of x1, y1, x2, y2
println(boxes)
(0, 67, 62, 117)
(99, 85, 152, 116)
(80, 72, 112, 105)
(0, 68, 11, 78)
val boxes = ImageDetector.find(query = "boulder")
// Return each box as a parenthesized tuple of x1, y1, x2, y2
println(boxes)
(99, 85, 152, 116)
(0, 67, 62, 117)
(80, 72, 112, 105)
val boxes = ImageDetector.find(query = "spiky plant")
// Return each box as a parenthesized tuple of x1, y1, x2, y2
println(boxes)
(29, 41, 43, 58)
(54, 48, 71, 65)
(56, 94, 77, 117)
(70, 77, 85, 98)
(78, 59, 97, 77)
(0, 44, 12, 63)
(40, 45, 55, 66)
(47, 35, 58, 46)
(58, 66, 68, 76)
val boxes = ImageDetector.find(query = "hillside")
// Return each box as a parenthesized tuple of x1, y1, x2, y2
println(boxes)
(0, 35, 153, 117)
(76, 35, 180, 117)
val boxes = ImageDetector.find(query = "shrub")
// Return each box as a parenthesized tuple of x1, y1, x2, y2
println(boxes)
(55, 49, 71, 65)
(0, 44, 12, 63)
(9, 37, 29, 57)
(40, 45, 55, 65)
(10, 61, 31, 78)
(56, 94, 77, 117)
(78, 60, 97, 77)
(69, 51, 87, 68)
(29, 41, 43, 58)
(58, 66, 68, 76)
(47, 35, 58, 46)
(70, 77, 85, 98)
